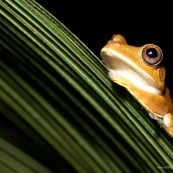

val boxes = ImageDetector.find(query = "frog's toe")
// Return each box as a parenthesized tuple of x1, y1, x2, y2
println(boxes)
(149, 113, 163, 123)
(163, 113, 173, 128)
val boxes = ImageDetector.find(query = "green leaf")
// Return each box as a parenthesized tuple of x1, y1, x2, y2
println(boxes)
(1, 0, 173, 173)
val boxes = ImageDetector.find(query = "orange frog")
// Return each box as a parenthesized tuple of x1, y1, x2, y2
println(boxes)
(100, 34, 173, 136)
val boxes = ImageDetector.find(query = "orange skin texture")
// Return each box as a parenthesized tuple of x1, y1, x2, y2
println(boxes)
(112, 79, 173, 116)
(101, 34, 173, 136)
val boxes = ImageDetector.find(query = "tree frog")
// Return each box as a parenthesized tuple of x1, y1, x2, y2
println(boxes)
(100, 34, 173, 136)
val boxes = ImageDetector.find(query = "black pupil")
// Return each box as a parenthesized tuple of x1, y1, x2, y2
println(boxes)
(146, 48, 157, 58)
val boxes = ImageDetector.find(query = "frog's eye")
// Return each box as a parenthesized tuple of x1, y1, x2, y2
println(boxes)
(141, 45, 163, 66)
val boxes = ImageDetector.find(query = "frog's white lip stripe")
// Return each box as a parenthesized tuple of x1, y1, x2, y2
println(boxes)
(101, 49, 161, 95)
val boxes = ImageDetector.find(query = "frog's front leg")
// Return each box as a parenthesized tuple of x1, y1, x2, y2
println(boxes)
(149, 112, 173, 135)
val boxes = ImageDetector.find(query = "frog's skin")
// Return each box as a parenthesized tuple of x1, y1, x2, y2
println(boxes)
(100, 34, 173, 136)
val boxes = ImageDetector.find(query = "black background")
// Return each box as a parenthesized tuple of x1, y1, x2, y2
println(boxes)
(35, 0, 173, 98)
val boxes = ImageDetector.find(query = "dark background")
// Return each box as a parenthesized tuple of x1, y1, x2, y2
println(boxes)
(35, 0, 173, 98)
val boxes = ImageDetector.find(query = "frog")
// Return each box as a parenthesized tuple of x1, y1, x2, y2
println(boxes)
(100, 34, 173, 136)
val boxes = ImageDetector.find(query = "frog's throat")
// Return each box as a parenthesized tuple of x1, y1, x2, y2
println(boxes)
(101, 51, 163, 95)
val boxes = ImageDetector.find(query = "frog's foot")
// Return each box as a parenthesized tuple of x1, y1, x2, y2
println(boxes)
(164, 126, 173, 136)
(149, 113, 163, 124)
(163, 113, 173, 136)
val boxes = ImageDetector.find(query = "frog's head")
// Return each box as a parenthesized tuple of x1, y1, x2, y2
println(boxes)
(100, 34, 165, 95)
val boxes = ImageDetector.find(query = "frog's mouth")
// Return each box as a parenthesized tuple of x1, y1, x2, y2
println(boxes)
(101, 50, 161, 95)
